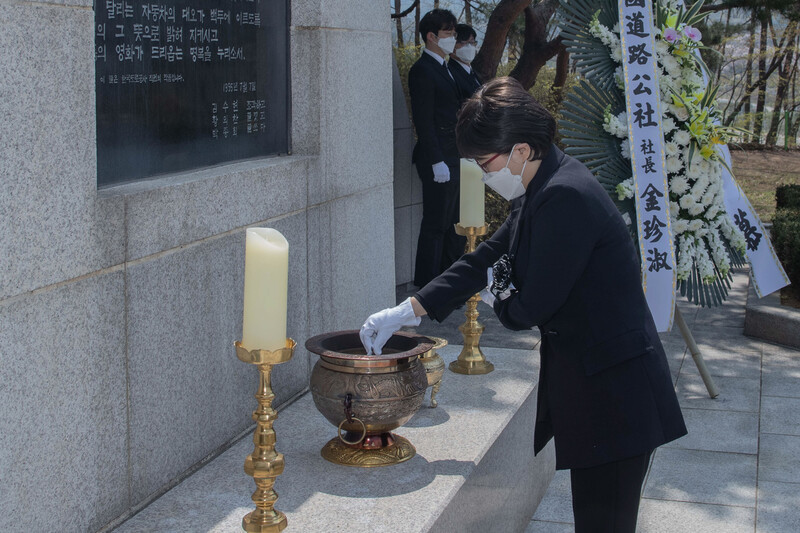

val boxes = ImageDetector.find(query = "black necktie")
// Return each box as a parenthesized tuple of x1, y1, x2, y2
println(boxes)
(443, 62, 452, 78)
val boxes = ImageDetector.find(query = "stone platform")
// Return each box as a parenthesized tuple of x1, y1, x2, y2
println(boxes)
(113, 344, 555, 532)
(744, 279, 800, 349)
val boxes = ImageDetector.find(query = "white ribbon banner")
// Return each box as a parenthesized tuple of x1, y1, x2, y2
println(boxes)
(669, 1, 789, 298)
(718, 145, 790, 296)
(619, 0, 676, 332)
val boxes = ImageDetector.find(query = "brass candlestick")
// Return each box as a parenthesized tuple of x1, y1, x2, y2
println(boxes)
(450, 224, 494, 375)
(235, 338, 296, 533)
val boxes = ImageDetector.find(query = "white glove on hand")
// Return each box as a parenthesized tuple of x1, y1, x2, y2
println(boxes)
(480, 267, 496, 307)
(432, 161, 451, 183)
(360, 298, 422, 355)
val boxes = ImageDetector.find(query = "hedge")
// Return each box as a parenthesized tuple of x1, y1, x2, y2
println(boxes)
(772, 207, 800, 299)
(776, 184, 800, 210)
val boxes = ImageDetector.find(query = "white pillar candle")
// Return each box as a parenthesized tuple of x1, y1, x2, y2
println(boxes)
(459, 158, 485, 228)
(242, 228, 289, 351)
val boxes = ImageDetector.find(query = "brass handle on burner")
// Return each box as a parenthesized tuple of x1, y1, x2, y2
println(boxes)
(337, 392, 366, 445)
(337, 417, 367, 445)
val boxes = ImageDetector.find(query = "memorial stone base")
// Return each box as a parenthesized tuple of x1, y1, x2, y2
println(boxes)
(113, 344, 555, 533)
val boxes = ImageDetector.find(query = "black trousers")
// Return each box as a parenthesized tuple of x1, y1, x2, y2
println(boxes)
(413, 160, 466, 287)
(570, 450, 652, 533)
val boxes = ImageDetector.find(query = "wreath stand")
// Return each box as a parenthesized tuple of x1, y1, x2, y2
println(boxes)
(674, 306, 719, 398)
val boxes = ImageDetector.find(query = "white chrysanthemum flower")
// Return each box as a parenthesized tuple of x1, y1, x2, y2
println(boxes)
(708, 228, 731, 277)
(696, 242, 716, 283)
(676, 234, 695, 281)
(611, 44, 622, 63)
(620, 138, 631, 159)
(670, 201, 681, 214)
(670, 175, 689, 195)
(616, 178, 635, 200)
(719, 216, 747, 255)
(665, 142, 680, 156)
(615, 65, 625, 89)
(662, 56, 681, 77)
(688, 219, 704, 232)
(688, 204, 705, 216)
(662, 117, 677, 133)
(674, 129, 691, 145)
(666, 156, 683, 173)
(680, 195, 695, 209)
(672, 218, 689, 234)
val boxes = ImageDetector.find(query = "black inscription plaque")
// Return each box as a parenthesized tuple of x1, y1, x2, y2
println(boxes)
(95, 0, 289, 186)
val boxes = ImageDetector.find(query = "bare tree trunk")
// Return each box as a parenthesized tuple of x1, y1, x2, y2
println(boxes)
(415, 1, 420, 46)
(791, 34, 799, 147)
(472, 0, 532, 82)
(724, 19, 799, 129)
(754, 13, 770, 143)
(766, 34, 796, 144)
(465, 0, 472, 26)
(715, 9, 732, 81)
(551, 45, 570, 106)
(395, 0, 404, 47)
(744, 14, 756, 140)
(508, 0, 562, 89)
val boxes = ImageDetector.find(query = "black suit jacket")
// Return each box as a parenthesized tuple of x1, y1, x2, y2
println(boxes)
(408, 51, 462, 168)
(448, 59, 482, 104)
(416, 145, 687, 470)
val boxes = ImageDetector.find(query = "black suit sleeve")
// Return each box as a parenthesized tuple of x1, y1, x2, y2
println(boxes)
(409, 64, 444, 165)
(494, 186, 609, 331)
(415, 213, 514, 322)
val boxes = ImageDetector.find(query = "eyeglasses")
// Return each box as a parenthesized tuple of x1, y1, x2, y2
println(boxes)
(475, 153, 503, 172)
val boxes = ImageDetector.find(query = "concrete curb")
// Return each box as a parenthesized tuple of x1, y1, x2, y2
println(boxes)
(744, 277, 800, 349)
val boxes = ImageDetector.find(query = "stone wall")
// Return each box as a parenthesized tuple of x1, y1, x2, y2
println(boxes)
(392, 55, 423, 288)
(0, 1, 395, 530)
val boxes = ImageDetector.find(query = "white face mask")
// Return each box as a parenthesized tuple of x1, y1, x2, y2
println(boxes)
(436, 35, 456, 55)
(482, 145, 528, 201)
(454, 43, 477, 63)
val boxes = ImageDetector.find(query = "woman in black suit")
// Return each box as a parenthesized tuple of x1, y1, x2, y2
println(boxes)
(361, 77, 687, 532)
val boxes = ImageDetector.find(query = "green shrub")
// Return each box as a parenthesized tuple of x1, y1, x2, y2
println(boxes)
(772, 208, 800, 299)
(394, 45, 423, 122)
(776, 184, 800, 210)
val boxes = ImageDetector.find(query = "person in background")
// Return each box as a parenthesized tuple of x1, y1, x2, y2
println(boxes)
(408, 8, 466, 288)
(360, 78, 687, 533)
(449, 23, 482, 103)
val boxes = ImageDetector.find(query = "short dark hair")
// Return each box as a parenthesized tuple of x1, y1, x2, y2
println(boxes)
(456, 77, 556, 161)
(419, 9, 457, 44)
(455, 24, 477, 43)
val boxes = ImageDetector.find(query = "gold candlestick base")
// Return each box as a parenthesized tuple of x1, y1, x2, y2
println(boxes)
(235, 339, 296, 533)
(450, 224, 494, 375)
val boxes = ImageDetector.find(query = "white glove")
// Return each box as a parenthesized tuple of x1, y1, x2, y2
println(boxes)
(480, 267, 496, 307)
(432, 161, 451, 183)
(479, 287, 496, 307)
(360, 298, 422, 355)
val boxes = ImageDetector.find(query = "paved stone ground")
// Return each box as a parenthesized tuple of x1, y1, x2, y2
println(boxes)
(402, 269, 800, 532)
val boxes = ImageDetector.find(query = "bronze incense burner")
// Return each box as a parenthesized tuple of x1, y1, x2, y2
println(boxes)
(306, 330, 433, 467)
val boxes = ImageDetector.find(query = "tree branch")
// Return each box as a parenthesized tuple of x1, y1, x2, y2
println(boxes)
(391, 0, 420, 19)
(509, 0, 563, 89)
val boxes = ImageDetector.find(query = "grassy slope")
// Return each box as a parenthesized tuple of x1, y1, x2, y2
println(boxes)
(729, 148, 800, 223)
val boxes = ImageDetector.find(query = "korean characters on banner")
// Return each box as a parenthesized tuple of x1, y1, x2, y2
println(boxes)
(718, 145, 790, 297)
(619, 0, 676, 332)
